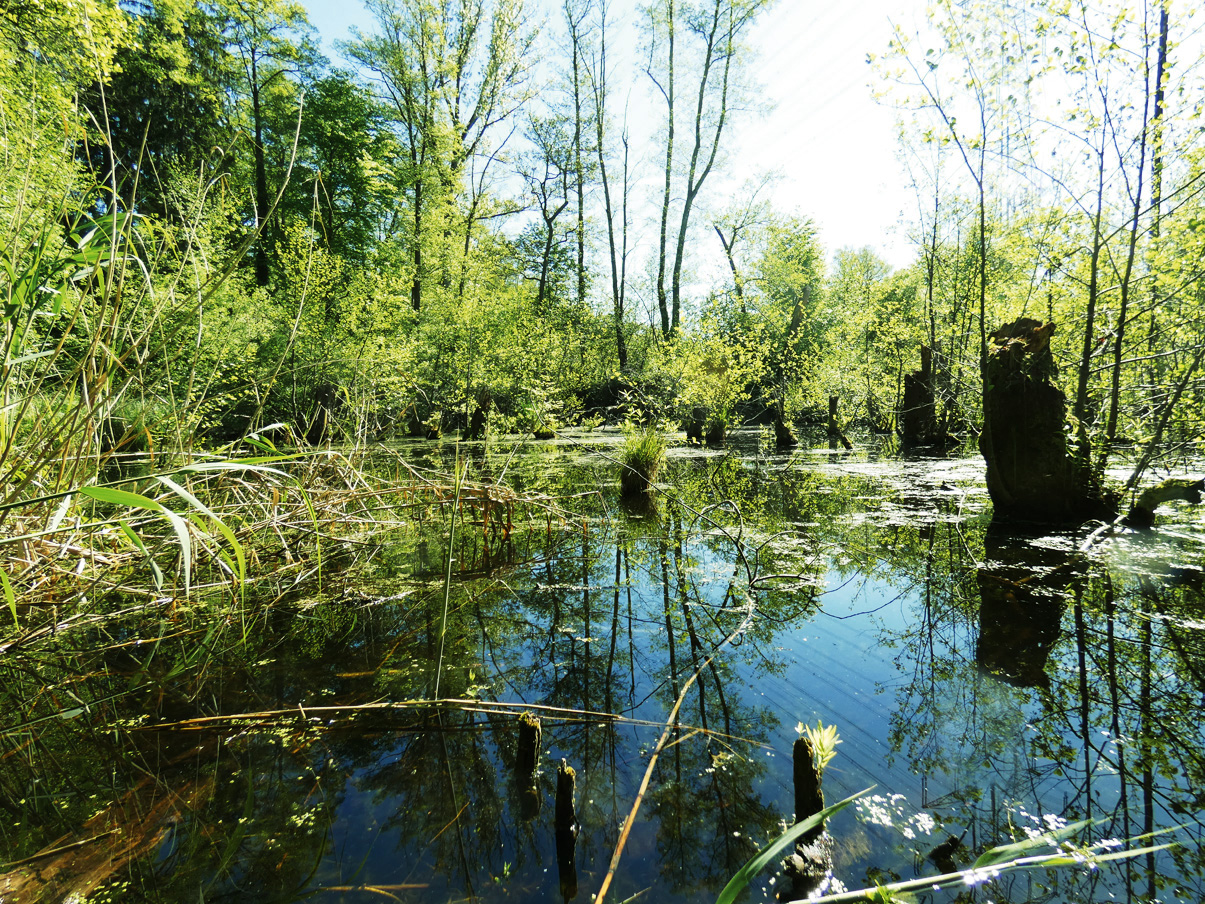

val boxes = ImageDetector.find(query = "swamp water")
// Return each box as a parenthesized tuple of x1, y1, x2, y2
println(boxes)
(3, 429, 1205, 903)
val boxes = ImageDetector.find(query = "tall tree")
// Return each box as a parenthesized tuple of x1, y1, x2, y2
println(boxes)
(644, 0, 773, 335)
(344, 0, 534, 312)
(80, 0, 229, 216)
(219, 0, 322, 287)
(564, 0, 593, 310)
(520, 112, 573, 308)
(583, 0, 631, 369)
(289, 72, 396, 262)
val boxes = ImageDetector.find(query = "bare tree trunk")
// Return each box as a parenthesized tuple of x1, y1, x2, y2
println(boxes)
(586, 0, 628, 369)
(1146, 3, 1170, 409)
(1105, 6, 1159, 442)
(647, 0, 675, 337)
(1074, 134, 1107, 424)
(670, 0, 738, 333)
(713, 223, 743, 303)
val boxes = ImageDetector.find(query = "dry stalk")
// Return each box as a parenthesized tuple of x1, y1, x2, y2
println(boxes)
(592, 595, 757, 904)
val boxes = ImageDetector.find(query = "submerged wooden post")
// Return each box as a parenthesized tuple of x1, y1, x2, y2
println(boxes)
(555, 759, 578, 902)
(793, 737, 825, 840)
(515, 712, 542, 821)
(784, 736, 834, 898)
(516, 712, 541, 777)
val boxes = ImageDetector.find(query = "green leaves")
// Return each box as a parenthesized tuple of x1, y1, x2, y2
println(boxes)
(81, 468, 258, 600)
(714, 788, 869, 904)
(0, 566, 15, 627)
(82, 485, 194, 596)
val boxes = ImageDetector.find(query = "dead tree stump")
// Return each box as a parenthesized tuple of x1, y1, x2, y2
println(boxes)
(979, 318, 1112, 524)
(516, 712, 541, 777)
(515, 712, 542, 820)
(555, 760, 578, 902)
(772, 402, 798, 449)
(783, 736, 834, 898)
(901, 345, 938, 447)
(827, 396, 852, 450)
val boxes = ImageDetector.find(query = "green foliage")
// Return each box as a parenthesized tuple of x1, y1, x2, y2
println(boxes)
(714, 789, 867, 904)
(797, 720, 842, 773)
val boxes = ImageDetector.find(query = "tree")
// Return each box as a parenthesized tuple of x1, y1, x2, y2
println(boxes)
(643, 0, 774, 336)
(80, 0, 229, 217)
(289, 72, 397, 262)
(219, 0, 322, 287)
(520, 112, 573, 308)
(582, 0, 632, 370)
(344, 0, 535, 312)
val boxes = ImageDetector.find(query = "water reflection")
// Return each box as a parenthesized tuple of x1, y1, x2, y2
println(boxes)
(2, 433, 1204, 903)
(976, 528, 1076, 691)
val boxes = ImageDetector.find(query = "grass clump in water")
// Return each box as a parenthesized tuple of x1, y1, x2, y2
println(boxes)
(619, 427, 666, 496)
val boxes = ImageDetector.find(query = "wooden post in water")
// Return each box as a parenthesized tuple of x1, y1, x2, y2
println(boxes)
(555, 759, 578, 901)
(784, 736, 834, 898)
(793, 736, 825, 840)
(516, 712, 541, 777)
(516, 712, 542, 820)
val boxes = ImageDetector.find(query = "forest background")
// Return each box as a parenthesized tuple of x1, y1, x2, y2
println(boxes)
(3, 0, 1205, 481)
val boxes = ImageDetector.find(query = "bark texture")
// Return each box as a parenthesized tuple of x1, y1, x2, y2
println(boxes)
(979, 318, 1112, 524)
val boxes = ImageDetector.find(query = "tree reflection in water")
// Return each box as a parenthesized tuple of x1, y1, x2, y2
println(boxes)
(1, 434, 1203, 903)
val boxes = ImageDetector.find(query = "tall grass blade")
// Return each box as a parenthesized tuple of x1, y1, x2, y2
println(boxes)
(119, 520, 164, 591)
(433, 454, 465, 700)
(80, 485, 192, 595)
(156, 476, 246, 601)
(0, 565, 16, 626)
(714, 788, 870, 904)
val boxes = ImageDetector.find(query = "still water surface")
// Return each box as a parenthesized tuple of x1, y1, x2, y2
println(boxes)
(4, 430, 1205, 903)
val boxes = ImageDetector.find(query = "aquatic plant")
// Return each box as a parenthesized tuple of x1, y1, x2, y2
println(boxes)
(717, 799, 1179, 904)
(619, 427, 666, 495)
(797, 719, 842, 773)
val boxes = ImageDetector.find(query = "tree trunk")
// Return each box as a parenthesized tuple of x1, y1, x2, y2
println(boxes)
(251, 52, 270, 288)
(901, 345, 937, 447)
(651, 0, 676, 337)
(980, 318, 1113, 523)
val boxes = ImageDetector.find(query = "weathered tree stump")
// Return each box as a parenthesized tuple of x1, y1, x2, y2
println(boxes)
(512, 712, 543, 820)
(901, 346, 938, 448)
(793, 737, 825, 840)
(782, 736, 835, 899)
(465, 388, 492, 440)
(407, 408, 441, 440)
(555, 759, 578, 902)
(979, 318, 1111, 523)
(516, 712, 541, 777)
(684, 406, 708, 445)
(704, 419, 727, 446)
(773, 402, 798, 449)
(620, 462, 658, 497)
(827, 396, 852, 450)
